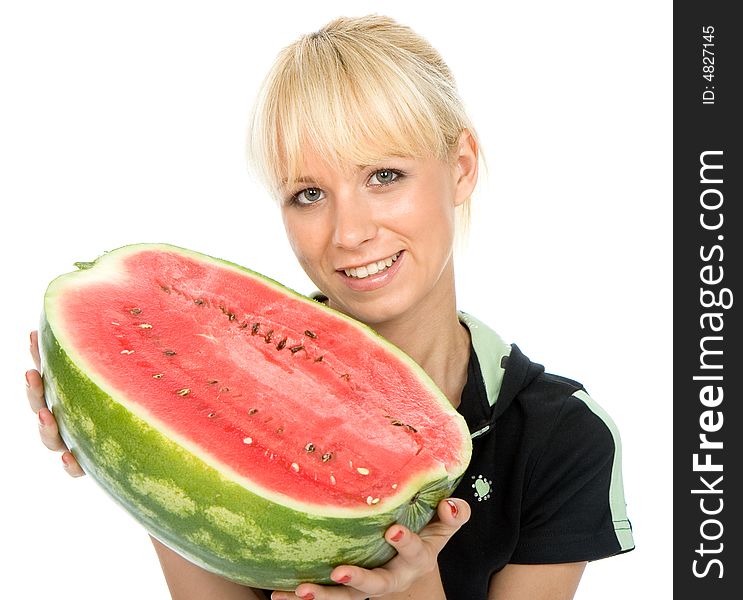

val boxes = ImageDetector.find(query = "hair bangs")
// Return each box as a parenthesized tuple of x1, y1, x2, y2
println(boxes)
(251, 28, 455, 201)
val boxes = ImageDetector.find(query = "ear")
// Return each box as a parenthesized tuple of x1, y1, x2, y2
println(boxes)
(451, 129, 479, 207)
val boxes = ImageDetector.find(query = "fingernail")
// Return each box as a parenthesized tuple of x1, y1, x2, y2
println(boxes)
(38, 410, 45, 426)
(333, 574, 352, 584)
(61, 454, 71, 468)
(447, 499, 458, 518)
(301, 594, 315, 600)
(390, 529, 404, 542)
(25, 370, 32, 388)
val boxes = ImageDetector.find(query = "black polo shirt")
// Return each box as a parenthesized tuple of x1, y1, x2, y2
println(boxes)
(437, 315, 634, 599)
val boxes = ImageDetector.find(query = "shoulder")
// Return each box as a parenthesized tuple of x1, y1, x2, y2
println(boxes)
(522, 373, 620, 446)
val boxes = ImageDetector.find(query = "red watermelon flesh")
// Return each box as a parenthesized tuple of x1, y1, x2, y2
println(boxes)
(48, 245, 469, 515)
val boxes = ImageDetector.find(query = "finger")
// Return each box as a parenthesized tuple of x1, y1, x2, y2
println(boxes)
(26, 369, 47, 413)
(37, 407, 68, 452)
(270, 592, 339, 600)
(30, 330, 41, 371)
(319, 562, 399, 599)
(291, 579, 366, 600)
(61, 451, 86, 477)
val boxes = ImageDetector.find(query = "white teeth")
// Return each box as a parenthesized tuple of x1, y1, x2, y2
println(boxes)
(343, 252, 400, 279)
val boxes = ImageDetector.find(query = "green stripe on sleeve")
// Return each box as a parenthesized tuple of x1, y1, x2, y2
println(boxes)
(572, 389, 635, 551)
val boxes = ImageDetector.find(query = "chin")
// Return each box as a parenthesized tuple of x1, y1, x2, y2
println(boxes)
(334, 292, 416, 329)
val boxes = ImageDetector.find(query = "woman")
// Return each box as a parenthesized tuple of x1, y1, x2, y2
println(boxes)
(26, 14, 634, 600)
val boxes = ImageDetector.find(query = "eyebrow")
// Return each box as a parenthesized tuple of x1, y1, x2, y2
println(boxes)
(280, 159, 410, 188)
(279, 176, 320, 191)
(280, 163, 393, 183)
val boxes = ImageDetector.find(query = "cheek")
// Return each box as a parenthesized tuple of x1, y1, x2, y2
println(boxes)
(281, 211, 326, 271)
(394, 185, 456, 245)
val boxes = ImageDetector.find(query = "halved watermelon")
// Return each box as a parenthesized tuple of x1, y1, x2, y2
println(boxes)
(40, 244, 472, 590)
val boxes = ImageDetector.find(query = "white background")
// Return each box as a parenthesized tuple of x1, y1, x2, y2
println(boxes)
(0, 1, 671, 598)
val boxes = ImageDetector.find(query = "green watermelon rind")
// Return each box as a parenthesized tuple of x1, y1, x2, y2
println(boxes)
(40, 243, 472, 590)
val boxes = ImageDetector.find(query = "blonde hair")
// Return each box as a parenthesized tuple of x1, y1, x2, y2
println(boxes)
(247, 14, 482, 229)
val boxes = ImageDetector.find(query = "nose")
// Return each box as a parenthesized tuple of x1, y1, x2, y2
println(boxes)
(331, 193, 378, 250)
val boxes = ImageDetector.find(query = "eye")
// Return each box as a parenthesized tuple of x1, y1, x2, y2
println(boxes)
(368, 169, 402, 186)
(291, 187, 325, 206)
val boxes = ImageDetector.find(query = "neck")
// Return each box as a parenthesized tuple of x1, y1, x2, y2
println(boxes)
(349, 261, 471, 408)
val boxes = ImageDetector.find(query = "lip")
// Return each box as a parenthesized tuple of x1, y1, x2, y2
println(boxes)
(335, 250, 405, 292)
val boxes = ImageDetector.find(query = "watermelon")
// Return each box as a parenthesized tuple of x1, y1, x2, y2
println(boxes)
(40, 243, 472, 590)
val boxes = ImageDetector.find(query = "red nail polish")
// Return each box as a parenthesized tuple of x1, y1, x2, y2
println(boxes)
(25, 371, 32, 388)
(38, 410, 45, 426)
(335, 574, 352, 584)
(447, 499, 458, 518)
(301, 594, 315, 600)
(390, 529, 404, 542)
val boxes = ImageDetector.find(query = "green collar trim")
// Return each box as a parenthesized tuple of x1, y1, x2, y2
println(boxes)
(457, 311, 511, 408)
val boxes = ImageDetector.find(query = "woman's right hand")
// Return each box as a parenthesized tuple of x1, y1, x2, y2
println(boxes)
(27, 330, 85, 477)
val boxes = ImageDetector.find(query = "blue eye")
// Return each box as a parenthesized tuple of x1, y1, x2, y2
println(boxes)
(292, 187, 325, 205)
(369, 169, 401, 185)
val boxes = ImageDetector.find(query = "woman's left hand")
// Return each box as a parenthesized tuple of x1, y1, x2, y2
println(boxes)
(271, 497, 470, 600)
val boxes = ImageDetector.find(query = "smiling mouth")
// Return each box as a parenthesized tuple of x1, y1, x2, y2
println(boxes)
(342, 252, 401, 279)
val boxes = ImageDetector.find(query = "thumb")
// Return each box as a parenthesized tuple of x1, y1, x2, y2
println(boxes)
(437, 497, 471, 528)
(418, 497, 471, 553)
